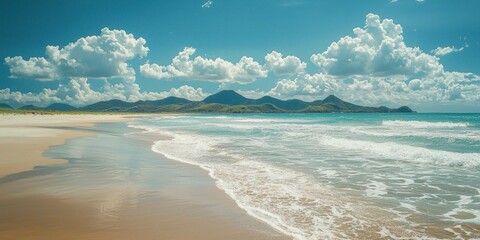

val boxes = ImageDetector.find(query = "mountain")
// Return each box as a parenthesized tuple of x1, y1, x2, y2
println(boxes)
(77, 91, 414, 113)
(252, 96, 309, 110)
(181, 103, 284, 113)
(135, 96, 193, 107)
(0, 103, 12, 109)
(16, 90, 413, 113)
(203, 90, 249, 105)
(310, 94, 373, 112)
(79, 99, 134, 112)
(45, 103, 77, 111)
(19, 105, 44, 110)
(79, 97, 194, 112)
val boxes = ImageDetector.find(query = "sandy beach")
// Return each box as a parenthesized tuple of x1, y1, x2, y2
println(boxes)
(0, 114, 288, 240)
(0, 114, 130, 178)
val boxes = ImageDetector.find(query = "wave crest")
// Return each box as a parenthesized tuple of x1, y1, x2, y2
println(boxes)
(382, 120, 469, 128)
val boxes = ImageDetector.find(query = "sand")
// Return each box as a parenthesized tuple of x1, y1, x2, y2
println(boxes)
(0, 114, 131, 178)
(0, 114, 289, 240)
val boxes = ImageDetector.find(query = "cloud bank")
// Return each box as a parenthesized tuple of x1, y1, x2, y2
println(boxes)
(310, 14, 442, 77)
(269, 14, 480, 107)
(140, 47, 268, 85)
(5, 28, 149, 81)
(0, 79, 207, 107)
(140, 48, 306, 85)
(3, 14, 479, 111)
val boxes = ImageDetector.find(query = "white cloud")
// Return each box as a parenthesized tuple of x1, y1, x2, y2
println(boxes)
(202, 0, 213, 8)
(268, 73, 340, 100)
(141, 85, 208, 101)
(0, 79, 106, 106)
(267, 72, 480, 107)
(310, 13, 443, 77)
(0, 78, 207, 107)
(2, 14, 478, 112)
(140, 47, 268, 85)
(267, 14, 480, 108)
(5, 28, 149, 81)
(264, 51, 306, 75)
(4, 57, 59, 81)
(431, 46, 464, 56)
(235, 89, 268, 99)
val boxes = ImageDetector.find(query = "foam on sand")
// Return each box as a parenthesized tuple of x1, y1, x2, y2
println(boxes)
(146, 128, 423, 239)
(129, 114, 480, 239)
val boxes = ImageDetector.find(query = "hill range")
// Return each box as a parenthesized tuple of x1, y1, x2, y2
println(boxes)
(0, 90, 414, 113)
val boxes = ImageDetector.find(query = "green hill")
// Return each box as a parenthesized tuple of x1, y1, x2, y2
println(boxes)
(252, 96, 309, 110)
(45, 103, 77, 111)
(19, 105, 44, 110)
(0, 103, 12, 109)
(203, 90, 249, 105)
(5, 91, 415, 113)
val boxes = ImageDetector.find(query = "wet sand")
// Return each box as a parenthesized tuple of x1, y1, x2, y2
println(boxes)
(0, 114, 130, 178)
(0, 114, 289, 240)
(0, 184, 286, 240)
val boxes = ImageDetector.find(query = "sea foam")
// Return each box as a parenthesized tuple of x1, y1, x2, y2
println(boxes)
(128, 114, 480, 239)
(146, 129, 424, 239)
(316, 135, 480, 168)
(382, 120, 469, 128)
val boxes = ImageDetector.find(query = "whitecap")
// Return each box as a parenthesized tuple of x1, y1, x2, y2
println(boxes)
(382, 120, 469, 128)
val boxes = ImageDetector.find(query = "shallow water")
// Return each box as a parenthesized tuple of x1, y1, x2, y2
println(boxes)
(0, 122, 285, 239)
(130, 113, 480, 239)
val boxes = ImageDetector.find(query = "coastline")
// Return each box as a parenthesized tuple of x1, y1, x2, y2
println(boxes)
(0, 114, 289, 240)
(0, 114, 132, 178)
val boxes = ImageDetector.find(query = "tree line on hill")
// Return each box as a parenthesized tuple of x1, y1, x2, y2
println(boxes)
(0, 90, 414, 113)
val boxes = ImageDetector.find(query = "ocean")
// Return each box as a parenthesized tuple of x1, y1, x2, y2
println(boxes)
(129, 113, 480, 239)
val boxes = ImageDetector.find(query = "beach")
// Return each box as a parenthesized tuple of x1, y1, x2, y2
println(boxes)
(1, 113, 479, 239)
(0, 114, 128, 178)
(0, 114, 288, 240)
(128, 113, 480, 239)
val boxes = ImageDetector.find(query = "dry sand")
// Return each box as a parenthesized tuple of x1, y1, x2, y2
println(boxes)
(0, 114, 289, 240)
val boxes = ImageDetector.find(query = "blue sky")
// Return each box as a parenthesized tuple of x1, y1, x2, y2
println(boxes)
(1, 0, 479, 112)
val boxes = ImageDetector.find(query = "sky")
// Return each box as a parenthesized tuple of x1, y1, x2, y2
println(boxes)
(1, 0, 479, 112)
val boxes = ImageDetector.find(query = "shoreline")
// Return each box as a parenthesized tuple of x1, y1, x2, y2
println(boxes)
(0, 114, 289, 239)
(0, 114, 133, 178)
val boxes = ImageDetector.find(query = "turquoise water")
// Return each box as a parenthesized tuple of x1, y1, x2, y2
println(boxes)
(130, 113, 480, 239)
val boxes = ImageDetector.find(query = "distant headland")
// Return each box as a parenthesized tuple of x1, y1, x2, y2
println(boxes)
(0, 90, 414, 113)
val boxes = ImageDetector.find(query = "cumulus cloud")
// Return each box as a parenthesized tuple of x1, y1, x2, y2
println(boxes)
(141, 85, 208, 101)
(431, 46, 464, 56)
(267, 72, 480, 107)
(310, 13, 443, 77)
(5, 28, 149, 81)
(0, 79, 106, 106)
(202, 0, 213, 8)
(140, 47, 268, 84)
(0, 78, 207, 107)
(4, 57, 59, 80)
(268, 73, 339, 99)
(264, 51, 306, 75)
(2, 15, 479, 111)
(267, 14, 480, 108)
